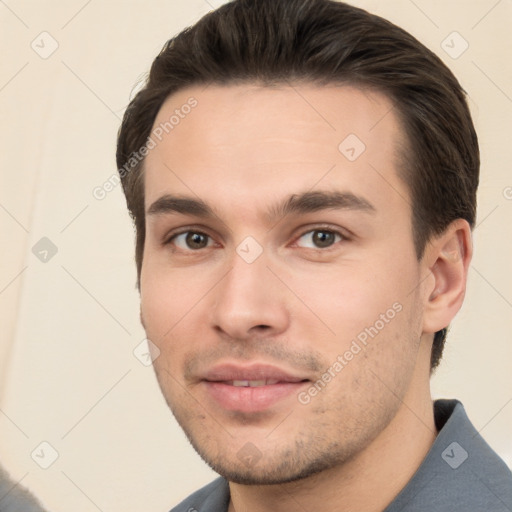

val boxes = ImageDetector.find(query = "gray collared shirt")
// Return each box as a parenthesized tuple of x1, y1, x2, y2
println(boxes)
(170, 399, 512, 511)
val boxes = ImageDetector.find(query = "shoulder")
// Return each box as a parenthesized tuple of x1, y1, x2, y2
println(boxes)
(0, 465, 47, 512)
(169, 477, 230, 512)
(386, 399, 512, 511)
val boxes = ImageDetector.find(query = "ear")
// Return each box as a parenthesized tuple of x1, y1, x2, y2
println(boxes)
(421, 219, 473, 334)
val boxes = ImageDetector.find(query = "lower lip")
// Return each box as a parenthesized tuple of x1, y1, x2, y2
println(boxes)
(202, 381, 308, 412)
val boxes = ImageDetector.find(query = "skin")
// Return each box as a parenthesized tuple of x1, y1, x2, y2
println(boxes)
(140, 84, 472, 512)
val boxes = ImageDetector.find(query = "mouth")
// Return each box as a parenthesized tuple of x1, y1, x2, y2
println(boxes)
(200, 364, 310, 412)
(225, 379, 282, 387)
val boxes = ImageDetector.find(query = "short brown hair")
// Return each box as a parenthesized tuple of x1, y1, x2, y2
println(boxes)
(116, 0, 479, 371)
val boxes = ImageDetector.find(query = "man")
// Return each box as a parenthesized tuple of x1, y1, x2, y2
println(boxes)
(116, 0, 512, 510)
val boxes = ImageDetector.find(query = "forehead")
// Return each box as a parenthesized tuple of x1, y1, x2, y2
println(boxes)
(143, 83, 409, 219)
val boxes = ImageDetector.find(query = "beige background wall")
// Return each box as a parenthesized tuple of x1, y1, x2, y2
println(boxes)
(1, 0, 511, 510)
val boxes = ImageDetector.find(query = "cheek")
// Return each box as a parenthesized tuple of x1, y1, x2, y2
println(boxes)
(140, 273, 172, 339)
(140, 257, 206, 336)
(140, 260, 222, 377)
(289, 257, 415, 342)
(140, 280, 185, 379)
(140, 262, 188, 353)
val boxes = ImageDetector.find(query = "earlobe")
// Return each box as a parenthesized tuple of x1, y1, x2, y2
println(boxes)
(422, 219, 473, 334)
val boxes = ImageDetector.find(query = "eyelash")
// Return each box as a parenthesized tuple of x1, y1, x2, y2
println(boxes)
(163, 225, 349, 253)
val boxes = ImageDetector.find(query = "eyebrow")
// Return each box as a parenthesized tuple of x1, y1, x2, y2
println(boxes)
(146, 190, 376, 223)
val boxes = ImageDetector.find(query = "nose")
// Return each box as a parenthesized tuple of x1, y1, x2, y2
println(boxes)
(209, 249, 290, 342)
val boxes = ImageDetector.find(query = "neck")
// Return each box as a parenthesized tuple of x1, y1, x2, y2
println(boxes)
(228, 346, 436, 512)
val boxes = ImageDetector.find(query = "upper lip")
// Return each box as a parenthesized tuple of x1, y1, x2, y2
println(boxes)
(201, 363, 309, 383)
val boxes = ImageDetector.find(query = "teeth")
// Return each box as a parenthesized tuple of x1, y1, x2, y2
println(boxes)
(231, 380, 277, 387)
(232, 380, 250, 387)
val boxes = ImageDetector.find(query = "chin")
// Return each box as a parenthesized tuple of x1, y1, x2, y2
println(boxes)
(193, 439, 349, 486)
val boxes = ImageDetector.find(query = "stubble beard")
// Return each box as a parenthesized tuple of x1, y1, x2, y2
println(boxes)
(164, 388, 398, 486)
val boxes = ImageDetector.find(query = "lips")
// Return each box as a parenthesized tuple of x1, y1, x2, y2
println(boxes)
(200, 363, 309, 412)
(202, 363, 307, 383)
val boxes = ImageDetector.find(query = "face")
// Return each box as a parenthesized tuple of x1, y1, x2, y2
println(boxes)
(140, 84, 429, 484)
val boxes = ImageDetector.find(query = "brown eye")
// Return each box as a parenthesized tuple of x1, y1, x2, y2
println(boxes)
(170, 231, 212, 250)
(296, 229, 342, 249)
(187, 232, 209, 249)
